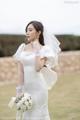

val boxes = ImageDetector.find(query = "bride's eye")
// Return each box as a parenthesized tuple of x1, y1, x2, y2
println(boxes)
(29, 29, 33, 32)
(28, 28, 33, 32)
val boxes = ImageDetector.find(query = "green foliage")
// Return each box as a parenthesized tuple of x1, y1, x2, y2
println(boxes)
(56, 35, 80, 51)
(0, 34, 80, 57)
(0, 34, 25, 56)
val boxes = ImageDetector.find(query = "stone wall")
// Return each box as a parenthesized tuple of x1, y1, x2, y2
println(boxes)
(0, 51, 80, 84)
(57, 51, 80, 74)
(0, 58, 18, 84)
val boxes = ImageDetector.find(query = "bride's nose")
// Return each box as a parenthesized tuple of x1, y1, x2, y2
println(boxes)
(26, 32, 29, 37)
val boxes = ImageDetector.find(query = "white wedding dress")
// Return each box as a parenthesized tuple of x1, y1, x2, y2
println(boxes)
(13, 43, 58, 120)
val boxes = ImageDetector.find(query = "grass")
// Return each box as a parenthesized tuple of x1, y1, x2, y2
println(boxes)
(49, 73, 80, 120)
(0, 72, 80, 120)
(0, 84, 16, 120)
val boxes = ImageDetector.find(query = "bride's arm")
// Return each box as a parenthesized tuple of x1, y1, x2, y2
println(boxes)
(16, 61, 24, 96)
(12, 43, 25, 96)
(17, 61, 24, 85)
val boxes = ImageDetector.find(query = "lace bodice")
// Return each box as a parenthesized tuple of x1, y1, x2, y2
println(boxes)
(13, 43, 58, 68)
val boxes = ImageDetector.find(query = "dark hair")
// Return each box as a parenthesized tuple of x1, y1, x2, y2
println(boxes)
(25, 21, 45, 45)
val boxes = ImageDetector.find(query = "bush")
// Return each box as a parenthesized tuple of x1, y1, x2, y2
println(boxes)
(0, 34, 80, 57)
(0, 34, 25, 56)
(56, 35, 80, 51)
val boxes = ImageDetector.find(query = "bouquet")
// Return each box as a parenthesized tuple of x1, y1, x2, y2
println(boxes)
(8, 93, 32, 112)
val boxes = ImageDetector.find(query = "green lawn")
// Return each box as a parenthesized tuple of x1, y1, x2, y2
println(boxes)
(0, 73, 80, 120)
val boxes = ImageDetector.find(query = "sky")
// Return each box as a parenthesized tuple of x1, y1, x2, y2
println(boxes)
(0, 0, 80, 35)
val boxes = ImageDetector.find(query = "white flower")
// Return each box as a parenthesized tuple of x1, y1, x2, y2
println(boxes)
(8, 92, 32, 112)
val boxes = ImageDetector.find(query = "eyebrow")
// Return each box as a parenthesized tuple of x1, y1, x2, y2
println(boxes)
(27, 27, 33, 30)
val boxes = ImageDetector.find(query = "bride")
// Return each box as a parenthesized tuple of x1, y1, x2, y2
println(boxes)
(13, 20, 61, 120)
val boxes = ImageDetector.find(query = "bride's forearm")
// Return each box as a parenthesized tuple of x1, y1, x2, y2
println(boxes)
(17, 61, 24, 85)
(16, 61, 24, 96)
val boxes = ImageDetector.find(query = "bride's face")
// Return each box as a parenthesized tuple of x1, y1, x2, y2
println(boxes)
(26, 24, 40, 42)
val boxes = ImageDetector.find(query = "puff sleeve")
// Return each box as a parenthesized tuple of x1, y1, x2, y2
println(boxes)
(13, 43, 25, 60)
(39, 45, 59, 90)
(39, 45, 58, 69)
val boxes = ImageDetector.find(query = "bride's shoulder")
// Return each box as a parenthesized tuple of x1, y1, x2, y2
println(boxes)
(41, 45, 51, 51)
(23, 43, 32, 51)
(18, 43, 25, 49)
(40, 45, 54, 57)
(18, 42, 31, 51)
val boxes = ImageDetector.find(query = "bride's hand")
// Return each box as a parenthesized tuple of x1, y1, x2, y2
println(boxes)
(35, 55, 47, 72)
(16, 84, 24, 97)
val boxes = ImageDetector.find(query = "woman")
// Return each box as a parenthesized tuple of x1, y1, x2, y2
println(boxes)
(13, 20, 61, 120)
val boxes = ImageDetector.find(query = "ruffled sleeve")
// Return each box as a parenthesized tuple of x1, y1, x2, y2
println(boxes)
(13, 43, 25, 60)
(39, 45, 59, 90)
(39, 45, 58, 68)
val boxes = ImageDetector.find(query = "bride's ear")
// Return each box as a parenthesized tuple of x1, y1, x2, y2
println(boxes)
(37, 31, 41, 39)
(38, 31, 41, 36)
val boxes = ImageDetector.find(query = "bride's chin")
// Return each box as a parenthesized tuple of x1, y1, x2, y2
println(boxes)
(27, 39, 32, 43)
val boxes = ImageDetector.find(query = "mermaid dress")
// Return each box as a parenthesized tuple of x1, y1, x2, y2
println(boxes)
(13, 43, 58, 120)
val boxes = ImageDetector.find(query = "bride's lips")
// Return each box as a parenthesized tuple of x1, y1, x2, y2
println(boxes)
(27, 36, 30, 39)
(27, 35, 30, 38)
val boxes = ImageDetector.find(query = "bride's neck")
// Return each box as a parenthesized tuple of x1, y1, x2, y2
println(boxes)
(30, 39, 40, 48)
